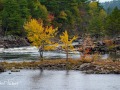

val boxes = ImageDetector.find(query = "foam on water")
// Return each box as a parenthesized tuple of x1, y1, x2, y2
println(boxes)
(0, 45, 109, 62)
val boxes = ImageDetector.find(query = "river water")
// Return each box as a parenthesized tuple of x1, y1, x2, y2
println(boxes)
(0, 70, 120, 90)
(0, 47, 120, 90)
(0, 46, 109, 62)
(0, 47, 80, 62)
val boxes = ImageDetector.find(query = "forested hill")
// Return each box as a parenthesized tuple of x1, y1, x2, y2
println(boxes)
(0, 0, 120, 38)
(101, 0, 120, 13)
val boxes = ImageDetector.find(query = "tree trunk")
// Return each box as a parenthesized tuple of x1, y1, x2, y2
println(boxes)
(66, 47, 68, 61)
(39, 47, 44, 61)
(39, 51, 43, 59)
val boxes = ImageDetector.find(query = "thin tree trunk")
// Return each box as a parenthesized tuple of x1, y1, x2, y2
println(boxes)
(66, 47, 70, 70)
(66, 47, 68, 61)
(39, 46, 44, 61)
(39, 51, 43, 59)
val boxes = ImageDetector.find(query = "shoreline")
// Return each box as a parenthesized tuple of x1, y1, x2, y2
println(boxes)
(0, 59, 120, 74)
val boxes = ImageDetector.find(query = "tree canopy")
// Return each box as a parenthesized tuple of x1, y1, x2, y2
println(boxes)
(0, 0, 119, 38)
(24, 19, 58, 59)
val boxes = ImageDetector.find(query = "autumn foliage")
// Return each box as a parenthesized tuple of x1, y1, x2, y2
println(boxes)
(60, 31, 77, 61)
(24, 19, 58, 60)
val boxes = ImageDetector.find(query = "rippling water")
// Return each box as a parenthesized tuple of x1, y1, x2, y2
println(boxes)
(0, 46, 119, 90)
(0, 46, 110, 62)
(0, 70, 120, 90)
(0, 46, 81, 62)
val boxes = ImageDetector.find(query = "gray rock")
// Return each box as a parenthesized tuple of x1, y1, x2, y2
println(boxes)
(79, 63, 91, 70)
(11, 67, 20, 72)
(85, 70, 94, 74)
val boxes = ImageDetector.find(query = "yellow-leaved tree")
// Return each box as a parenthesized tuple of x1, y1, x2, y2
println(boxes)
(24, 19, 58, 60)
(60, 31, 77, 61)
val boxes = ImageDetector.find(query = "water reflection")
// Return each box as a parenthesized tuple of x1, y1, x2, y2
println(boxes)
(0, 70, 120, 90)
(30, 70, 44, 90)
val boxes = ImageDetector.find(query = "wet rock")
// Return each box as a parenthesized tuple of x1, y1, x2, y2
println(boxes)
(84, 70, 94, 74)
(80, 63, 90, 69)
(74, 66, 81, 70)
(80, 63, 93, 71)
(11, 67, 20, 72)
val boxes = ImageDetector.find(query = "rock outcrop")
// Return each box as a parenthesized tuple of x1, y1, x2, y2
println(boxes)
(0, 36, 30, 48)
(38, 62, 120, 74)
(79, 63, 120, 74)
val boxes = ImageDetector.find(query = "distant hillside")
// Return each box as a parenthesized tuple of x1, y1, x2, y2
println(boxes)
(101, 0, 120, 13)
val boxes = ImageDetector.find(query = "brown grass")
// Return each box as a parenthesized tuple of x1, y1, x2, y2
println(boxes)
(92, 60, 120, 66)
(0, 59, 120, 70)
(0, 59, 82, 70)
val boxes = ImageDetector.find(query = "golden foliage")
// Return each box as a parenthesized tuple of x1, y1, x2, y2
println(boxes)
(44, 43, 58, 51)
(80, 53, 101, 63)
(60, 30, 77, 51)
(58, 11, 67, 20)
(24, 19, 58, 50)
(92, 53, 100, 61)
(89, 2, 98, 16)
(89, 2, 98, 9)
(99, 9, 107, 19)
(80, 55, 93, 63)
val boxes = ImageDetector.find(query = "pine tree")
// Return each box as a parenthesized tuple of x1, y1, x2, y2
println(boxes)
(0, 0, 3, 31)
(88, 1, 107, 38)
(27, 0, 48, 20)
(2, 0, 23, 36)
(17, 0, 30, 21)
(105, 7, 120, 37)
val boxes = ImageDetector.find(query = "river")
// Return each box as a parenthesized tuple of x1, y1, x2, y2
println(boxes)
(0, 46, 109, 62)
(0, 47, 120, 90)
(0, 70, 120, 90)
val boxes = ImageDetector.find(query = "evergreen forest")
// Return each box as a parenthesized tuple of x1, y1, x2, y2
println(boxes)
(0, 0, 120, 38)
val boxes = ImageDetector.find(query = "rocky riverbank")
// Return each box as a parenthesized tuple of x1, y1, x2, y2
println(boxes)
(80, 61, 120, 74)
(0, 36, 30, 48)
(0, 60, 120, 74)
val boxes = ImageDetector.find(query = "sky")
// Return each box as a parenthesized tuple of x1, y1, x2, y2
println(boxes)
(99, 0, 113, 2)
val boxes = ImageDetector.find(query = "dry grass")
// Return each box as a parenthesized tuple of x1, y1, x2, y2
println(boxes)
(0, 59, 82, 70)
(92, 60, 120, 66)
(0, 58, 120, 70)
